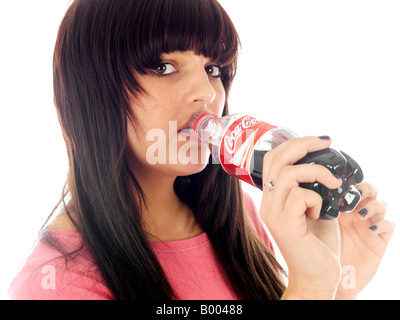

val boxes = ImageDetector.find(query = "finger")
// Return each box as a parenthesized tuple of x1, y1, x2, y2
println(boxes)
(277, 164, 342, 190)
(284, 187, 322, 221)
(356, 199, 387, 223)
(356, 182, 379, 201)
(268, 164, 342, 206)
(262, 136, 333, 186)
(264, 136, 333, 169)
(369, 219, 395, 243)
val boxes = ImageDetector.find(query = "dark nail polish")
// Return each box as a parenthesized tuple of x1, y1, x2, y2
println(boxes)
(318, 135, 331, 140)
(358, 208, 368, 217)
(369, 225, 378, 231)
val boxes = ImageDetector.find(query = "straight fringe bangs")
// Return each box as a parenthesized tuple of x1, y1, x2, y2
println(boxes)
(123, 0, 239, 80)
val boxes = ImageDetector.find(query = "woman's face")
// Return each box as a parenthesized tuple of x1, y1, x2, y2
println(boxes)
(127, 50, 226, 178)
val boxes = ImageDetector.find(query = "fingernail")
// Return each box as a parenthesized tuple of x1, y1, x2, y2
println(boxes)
(358, 208, 368, 217)
(318, 135, 331, 140)
(369, 225, 378, 231)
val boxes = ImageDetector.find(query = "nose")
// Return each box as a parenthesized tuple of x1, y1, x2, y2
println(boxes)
(183, 69, 216, 106)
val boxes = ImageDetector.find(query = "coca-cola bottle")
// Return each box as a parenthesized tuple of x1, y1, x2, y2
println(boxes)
(188, 113, 364, 220)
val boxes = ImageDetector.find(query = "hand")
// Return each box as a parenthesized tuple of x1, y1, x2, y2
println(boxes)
(259, 136, 343, 299)
(336, 182, 395, 299)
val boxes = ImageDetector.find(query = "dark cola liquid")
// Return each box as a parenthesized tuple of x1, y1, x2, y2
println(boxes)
(249, 149, 267, 190)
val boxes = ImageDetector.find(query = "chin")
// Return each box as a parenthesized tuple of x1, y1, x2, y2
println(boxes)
(179, 161, 209, 176)
(173, 152, 210, 176)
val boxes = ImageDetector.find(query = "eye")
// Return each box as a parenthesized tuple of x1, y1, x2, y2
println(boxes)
(205, 65, 222, 78)
(152, 63, 177, 76)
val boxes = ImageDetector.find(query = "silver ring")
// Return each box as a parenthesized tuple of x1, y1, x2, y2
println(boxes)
(264, 180, 275, 191)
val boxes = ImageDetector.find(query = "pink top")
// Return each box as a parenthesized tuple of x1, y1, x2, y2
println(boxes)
(8, 193, 273, 300)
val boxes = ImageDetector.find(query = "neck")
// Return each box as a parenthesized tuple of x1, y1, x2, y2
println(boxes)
(135, 169, 202, 242)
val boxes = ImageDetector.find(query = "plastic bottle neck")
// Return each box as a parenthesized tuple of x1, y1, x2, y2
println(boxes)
(189, 113, 222, 146)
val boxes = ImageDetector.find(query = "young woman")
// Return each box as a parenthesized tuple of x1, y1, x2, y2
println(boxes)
(9, 0, 394, 300)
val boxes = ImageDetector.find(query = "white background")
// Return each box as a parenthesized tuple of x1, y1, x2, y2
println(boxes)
(1, 0, 399, 299)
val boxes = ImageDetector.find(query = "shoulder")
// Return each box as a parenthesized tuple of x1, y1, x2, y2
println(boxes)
(8, 230, 113, 300)
(243, 192, 274, 252)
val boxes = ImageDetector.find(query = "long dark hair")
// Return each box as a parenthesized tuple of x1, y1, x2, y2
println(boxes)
(47, 0, 286, 299)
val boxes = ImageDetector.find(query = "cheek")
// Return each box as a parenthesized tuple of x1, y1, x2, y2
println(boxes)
(126, 102, 170, 161)
(128, 120, 181, 167)
(212, 82, 226, 116)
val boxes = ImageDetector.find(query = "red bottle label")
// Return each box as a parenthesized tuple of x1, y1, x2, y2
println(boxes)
(219, 116, 277, 186)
